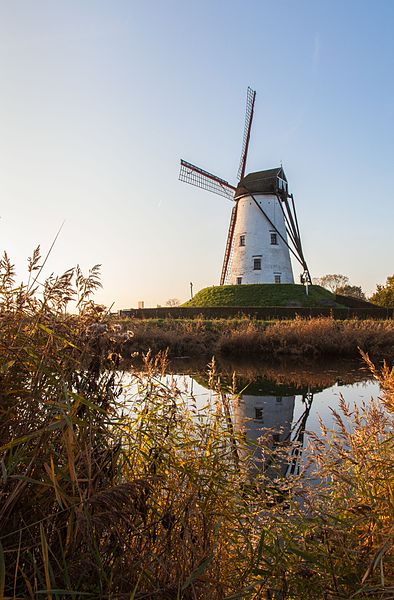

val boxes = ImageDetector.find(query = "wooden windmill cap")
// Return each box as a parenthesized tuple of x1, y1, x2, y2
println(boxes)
(235, 167, 288, 199)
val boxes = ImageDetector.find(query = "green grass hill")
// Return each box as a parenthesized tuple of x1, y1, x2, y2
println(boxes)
(183, 284, 343, 308)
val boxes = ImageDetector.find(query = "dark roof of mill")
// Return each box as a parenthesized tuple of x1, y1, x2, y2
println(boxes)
(235, 166, 287, 198)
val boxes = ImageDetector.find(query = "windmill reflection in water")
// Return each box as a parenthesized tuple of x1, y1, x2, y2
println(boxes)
(231, 378, 314, 479)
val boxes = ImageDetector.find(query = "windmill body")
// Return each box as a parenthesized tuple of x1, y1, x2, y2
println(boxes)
(179, 88, 311, 287)
(233, 392, 295, 476)
(226, 169, 294, 285)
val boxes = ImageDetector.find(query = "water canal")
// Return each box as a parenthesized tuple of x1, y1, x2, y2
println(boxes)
(126, 357, 381, 476)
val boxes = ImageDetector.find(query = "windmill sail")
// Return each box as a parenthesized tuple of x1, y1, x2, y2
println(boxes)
(281, 194, 311, 283)
(237, 87, 256, 181)
(179, 160, 236, 201)
(220, 203, 238, 285)
(178, 87, 311, 287)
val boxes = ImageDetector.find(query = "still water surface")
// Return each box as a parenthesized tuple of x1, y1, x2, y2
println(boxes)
(164, 358, 379, 428)
(151, 358, 381, 474)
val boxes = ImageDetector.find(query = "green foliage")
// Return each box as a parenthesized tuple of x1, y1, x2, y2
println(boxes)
(315, 275, 367, 301)
(183, 283, 339, 308)
(336, 284, 366, 299)
(370, 275, 394, 307)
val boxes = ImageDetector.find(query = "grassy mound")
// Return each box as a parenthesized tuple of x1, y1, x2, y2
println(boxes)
(183, 283, 341, 308)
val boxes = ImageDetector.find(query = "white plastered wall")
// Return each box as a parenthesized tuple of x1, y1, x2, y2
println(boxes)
(228, 194, 294, 285)
(233, 394, 296, 475)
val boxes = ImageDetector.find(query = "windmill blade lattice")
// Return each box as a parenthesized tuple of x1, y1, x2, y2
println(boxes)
(220, 203, 238, 285)
(237, 87, 256, 181)
(179, 160, 236, 201)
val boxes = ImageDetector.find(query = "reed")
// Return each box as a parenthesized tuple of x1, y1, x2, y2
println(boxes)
(115, 316, 394, 362)
(0, 252, 392, 598)
(219, 315, 394, 360)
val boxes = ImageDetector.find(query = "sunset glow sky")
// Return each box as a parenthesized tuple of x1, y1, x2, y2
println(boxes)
(0, 1, 393, 307)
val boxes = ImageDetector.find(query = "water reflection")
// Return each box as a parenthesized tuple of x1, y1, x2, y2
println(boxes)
(125, 357, 379, 476)
(234, 390, 294, 476)
(232, 383, 316, 478)
(180, 359, 379, 477)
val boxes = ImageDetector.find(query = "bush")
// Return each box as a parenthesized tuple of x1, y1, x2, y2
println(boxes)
(370, 275, 394, 308)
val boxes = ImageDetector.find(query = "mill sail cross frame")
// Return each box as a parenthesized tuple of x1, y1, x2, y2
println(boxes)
(178, 87, 311, 286)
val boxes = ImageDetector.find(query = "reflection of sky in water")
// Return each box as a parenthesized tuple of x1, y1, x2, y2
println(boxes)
(120, 370, 380, 439)
(171, 376, 381, 438)
(295, 379, 380, 438)
(187, 375, 381, 476)
(121, 370, 381, 476)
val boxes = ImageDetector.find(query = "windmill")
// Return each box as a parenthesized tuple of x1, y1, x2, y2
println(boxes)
(179, 87, 311, 287)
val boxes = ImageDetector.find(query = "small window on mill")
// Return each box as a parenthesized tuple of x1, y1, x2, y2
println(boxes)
(253, 258, 261, 270)
(255, 408, 263, 421)
(237, 277, 242, 285)
(270, 233, 278, 245)
(240, 235, 245, 246)
(274, 274, 281, 284)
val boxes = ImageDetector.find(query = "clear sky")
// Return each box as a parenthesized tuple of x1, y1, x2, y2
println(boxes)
(0, 0, 393, 308)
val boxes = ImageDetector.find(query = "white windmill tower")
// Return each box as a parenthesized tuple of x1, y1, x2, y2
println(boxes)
(179, 87, 311, 286)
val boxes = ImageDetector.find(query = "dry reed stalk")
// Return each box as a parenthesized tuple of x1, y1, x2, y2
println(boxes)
(0, 252, 392, 598)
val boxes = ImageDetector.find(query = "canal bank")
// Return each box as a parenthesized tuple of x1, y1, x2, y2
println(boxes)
(109, 315, 394, 362)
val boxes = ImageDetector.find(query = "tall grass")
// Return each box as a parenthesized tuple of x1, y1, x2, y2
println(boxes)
(0, 252, 392, 598)
(115, 316, 394, 361)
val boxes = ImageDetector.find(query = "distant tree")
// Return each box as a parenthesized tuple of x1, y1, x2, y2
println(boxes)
(166, 298, 180, 307)
(315, 274, 349, 293)
(370, 275, 394, 307)
(336, 285, 366, 300)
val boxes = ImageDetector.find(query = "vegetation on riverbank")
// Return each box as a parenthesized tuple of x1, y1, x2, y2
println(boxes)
(0, 254, 393, 598)
(370, 274, 394, 307)
(183, 283, 340, 308)
(114, 316, 394, 362)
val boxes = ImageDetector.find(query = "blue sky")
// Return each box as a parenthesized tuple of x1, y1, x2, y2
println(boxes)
(0, 0, 393, 307)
